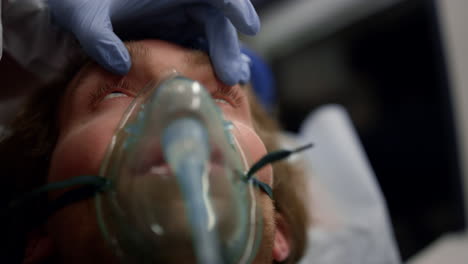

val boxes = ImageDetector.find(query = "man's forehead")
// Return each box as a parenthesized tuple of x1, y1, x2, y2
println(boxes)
(125, 40, 211, 67)
(69, 41, 211, 92)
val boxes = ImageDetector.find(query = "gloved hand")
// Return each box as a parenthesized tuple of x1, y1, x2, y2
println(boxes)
(47, 0, 260, 85)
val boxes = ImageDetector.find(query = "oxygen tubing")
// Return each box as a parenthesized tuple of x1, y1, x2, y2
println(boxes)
(162, 117, 223, 264)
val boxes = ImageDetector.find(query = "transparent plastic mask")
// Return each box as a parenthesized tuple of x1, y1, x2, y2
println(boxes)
(95, 74, 263, 264)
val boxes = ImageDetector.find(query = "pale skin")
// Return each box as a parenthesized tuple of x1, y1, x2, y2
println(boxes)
(24, 40, 290, 263)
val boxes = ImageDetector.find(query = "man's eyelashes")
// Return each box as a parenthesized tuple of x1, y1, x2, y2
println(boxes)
(88, 79, 244, 109)
(88, 79, 136, 109)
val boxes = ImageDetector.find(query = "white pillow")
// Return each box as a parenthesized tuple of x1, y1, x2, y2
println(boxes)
(280, 104, 401, 264)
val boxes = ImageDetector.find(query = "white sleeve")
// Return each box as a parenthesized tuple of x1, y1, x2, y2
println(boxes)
(284, 105, 401, 264)
(1, 0, 82, 82)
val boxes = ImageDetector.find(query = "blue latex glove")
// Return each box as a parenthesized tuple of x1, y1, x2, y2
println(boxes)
(47, 0, 260, 85)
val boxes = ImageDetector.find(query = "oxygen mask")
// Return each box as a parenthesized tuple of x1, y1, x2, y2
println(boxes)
(96, 74, 264, 263)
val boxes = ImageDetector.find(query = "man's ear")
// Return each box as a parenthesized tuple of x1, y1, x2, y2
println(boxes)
(273, 213, 291, 262)
(23, 228, 55, 264)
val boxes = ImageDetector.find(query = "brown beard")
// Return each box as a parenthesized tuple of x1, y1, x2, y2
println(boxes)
(251, 193, 276, 264)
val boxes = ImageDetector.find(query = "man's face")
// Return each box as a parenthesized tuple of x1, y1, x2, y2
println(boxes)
(33, 40, 290, 263)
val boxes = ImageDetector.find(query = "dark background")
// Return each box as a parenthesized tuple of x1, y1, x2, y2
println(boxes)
(253, 0, 465, 260)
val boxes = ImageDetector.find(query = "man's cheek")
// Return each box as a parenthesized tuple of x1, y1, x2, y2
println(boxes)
(48, 120, 116, 183)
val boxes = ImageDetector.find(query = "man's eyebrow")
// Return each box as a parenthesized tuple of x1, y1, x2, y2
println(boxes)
(125, 42, 150, 64)
(69, 42, 149, 97)
(184, 49, 211, 67)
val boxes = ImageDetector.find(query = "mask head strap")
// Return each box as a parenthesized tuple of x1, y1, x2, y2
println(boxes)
(8, 143, 313, 227)
(246, 143, 313, 199)
(8, 175, 111, 224)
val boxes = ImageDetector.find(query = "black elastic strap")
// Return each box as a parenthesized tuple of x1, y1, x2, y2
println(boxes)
(44, 182, 108, 219)
(245, 143, 313, 199)
(9, 143, 312, 223)
(246, 143, 313, 180)
(252, 178, 273, 199)
(9, 175, 111, 222)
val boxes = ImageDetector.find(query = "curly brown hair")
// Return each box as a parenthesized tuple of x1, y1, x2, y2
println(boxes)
(1, 65, 309, 263)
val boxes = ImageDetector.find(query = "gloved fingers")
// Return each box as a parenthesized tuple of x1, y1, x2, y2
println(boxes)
(205, 0, 260, 35)
(70, 12, 131, 75)
(191, 7, 251, 85)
